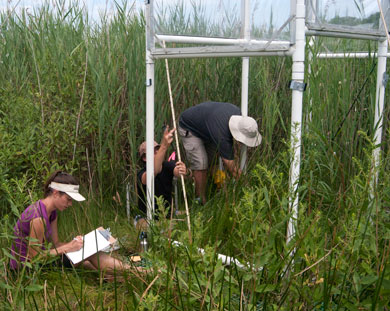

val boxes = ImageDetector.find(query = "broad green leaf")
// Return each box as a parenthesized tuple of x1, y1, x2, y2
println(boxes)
(0, 282, 13, 290)
(360, 275, 378, 285)
(255, 284, 276, 293)
(25, 284, 43, 292)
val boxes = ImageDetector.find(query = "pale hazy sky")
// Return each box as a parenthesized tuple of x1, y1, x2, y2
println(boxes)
(0, 0, 143, 20)
(0, 0, 381, 28)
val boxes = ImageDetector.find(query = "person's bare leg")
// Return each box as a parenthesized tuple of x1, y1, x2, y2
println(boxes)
(87, 252, 146, 274)
(193, 169, 207, 204)
(87, 252, 130, 272)
(136, 218, 148, 232)
(81, 259, 97, 271)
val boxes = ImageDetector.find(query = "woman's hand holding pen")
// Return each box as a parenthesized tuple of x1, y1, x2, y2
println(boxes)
(66, 236, 83, 253)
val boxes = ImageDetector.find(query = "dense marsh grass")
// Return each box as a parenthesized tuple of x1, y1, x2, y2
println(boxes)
(0, 1, 390, 310)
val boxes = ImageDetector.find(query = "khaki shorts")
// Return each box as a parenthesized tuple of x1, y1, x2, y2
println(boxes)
(178, 126, 217, 170)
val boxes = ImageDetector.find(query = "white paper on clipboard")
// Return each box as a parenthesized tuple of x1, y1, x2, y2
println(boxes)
(65, 229, 110, 264)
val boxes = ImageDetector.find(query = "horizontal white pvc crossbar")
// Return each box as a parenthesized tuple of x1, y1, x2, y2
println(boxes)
(317, 52, 390, 58)
(156, 34, 291, 46)
(306, 29, 386, 41)
(157, 30, 386, 43)
(151, 47, 292, 59)
(151, 36, 389, 60)
(151, 35, 292, 59)
(150, 49, 390, 60)
(306, 23, 386, 38)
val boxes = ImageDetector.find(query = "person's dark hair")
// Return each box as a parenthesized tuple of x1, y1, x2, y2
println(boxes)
(43, 170, 78, 198)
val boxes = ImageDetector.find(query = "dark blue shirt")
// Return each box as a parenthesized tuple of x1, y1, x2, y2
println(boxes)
(179, 102, 241, 160)
(137, 160, 176, 216)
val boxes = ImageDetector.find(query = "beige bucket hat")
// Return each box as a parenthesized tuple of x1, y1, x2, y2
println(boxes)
(228, 115, 262, 147)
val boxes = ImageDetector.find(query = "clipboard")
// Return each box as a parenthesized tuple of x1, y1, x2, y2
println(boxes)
(65, 227, 117, 264)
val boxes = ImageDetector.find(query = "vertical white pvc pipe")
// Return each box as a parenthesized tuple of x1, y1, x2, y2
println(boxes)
(370, 0, 389, 205)
(371, 39, 388, 197)
(306, 0, 316, 125)
(306, 37, 314, 125)
(287, 0, 306, 245)
(240, 0, 250, 171)
(290, 0, 296, 45)
(146, 0, 155, 221)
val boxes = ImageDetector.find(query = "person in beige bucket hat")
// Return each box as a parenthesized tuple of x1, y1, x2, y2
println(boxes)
(178, 101, 261, 204)
(228, 115, 262, 148)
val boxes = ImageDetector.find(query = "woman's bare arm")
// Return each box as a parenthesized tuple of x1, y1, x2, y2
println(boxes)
(27, 218, 83, 259)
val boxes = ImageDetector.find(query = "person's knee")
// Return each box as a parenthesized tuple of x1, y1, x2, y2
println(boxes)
(82, 258, 98, 270)
(135, 218, 148, 231)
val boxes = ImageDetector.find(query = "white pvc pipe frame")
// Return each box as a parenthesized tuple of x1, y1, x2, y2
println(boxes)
(145, 0, 388, 245)
(171, 240, 259, 270)
(145, 2, 155, 221)
(240, 0, 250, 171)
(287, 0, 305, 245)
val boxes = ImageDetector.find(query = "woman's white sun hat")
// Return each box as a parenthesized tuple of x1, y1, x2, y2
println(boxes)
(49, 182, 86, 201)
(228, 115, 262, 147)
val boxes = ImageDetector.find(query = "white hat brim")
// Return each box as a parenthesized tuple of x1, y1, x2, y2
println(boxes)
(66, 192, 86, 202)
(49, 182, 86, 202)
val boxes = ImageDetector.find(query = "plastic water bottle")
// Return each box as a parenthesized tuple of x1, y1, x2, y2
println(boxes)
(140, 232, 148, 252)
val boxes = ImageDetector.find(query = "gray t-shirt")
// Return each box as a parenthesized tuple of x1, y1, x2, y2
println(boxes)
(179, 102, 241, 160)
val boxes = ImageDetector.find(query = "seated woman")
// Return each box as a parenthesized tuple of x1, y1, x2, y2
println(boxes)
(9, 170, 141, 276)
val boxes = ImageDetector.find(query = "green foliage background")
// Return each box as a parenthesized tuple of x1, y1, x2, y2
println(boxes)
(0, 1, 390, 310)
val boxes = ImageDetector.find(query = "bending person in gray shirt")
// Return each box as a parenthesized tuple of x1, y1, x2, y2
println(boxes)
(178, 101, 262, 204)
